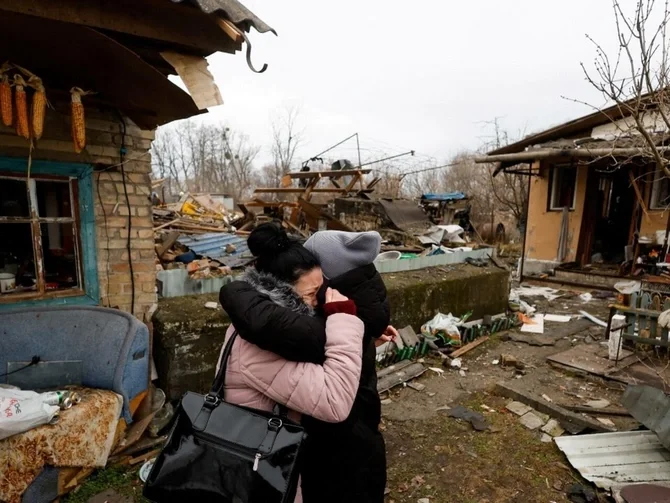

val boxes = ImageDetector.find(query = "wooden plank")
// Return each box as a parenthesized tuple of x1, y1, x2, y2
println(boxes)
(129, 448, 161, 465)
(377, 363, 426, 393)
(287, 169, 372, 179)
(0, 0, 238, 55)
(215, 17, 244, 44)
(156, 231, 181, 258)
(298, 199, 354, 232)
(495, 382, 616, 433)
(450, 336, 490, 358)
(377, 360, 414, 379)
(254, 187, 374, 194)
(561, 404, 632, 417)
(628, 170, 651, 223)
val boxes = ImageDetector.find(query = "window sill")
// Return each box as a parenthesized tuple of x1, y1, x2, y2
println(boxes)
(548, 208, 575, 212)
(0, 289, 97, 310)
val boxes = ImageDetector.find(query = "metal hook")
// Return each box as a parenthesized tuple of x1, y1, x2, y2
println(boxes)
(241, 31, 268, 74)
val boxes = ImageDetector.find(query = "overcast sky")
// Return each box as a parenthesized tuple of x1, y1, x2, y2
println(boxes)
(178, 0, 632, 170)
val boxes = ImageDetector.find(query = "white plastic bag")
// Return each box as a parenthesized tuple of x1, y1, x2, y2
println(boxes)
(0, 389, 59, 440)
(421, 312, 463, 345)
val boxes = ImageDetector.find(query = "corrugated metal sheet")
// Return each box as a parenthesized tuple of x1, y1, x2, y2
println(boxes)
(178, 232, 249, 258)
(157, 268, 234, 297)
(554, 431, 670, 492)
(174, 0, 276, 34)
(622, 385, 670, 451)
(378, 199, 432, 233)
(421, 192, 467, 202)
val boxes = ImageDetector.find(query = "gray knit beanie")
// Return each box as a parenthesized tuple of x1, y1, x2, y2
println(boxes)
(304, 231, 382, 279)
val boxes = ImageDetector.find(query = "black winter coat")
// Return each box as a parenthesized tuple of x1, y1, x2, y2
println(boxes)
(219, 264, 390, 503)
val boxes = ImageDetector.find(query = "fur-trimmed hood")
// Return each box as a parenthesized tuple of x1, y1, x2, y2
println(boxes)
(241, 268, 315, 317)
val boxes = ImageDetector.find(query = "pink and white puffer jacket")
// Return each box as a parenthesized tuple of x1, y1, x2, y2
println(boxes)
(215, 270, 364, 502)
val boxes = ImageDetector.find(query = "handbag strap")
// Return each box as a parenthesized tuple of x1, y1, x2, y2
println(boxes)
(207, 330, 239, 403)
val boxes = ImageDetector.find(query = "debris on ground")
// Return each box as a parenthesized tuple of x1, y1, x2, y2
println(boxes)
(518, 411, 545, 430)
(505, 401, 533, 417)
(555, 431, 670, 494)
(496, 382, 615, 434)
(585, 399, 611, 409)
(377, 361, 426, 393)
(440, 405, 490, 431)
(541, 419, 565, 437)
(520, 313, 545, 334)
(566, 483, 598, 503)
(508, 332, 556, 346)
(579, 310, 607, 328)
(622, 384, 670, 450)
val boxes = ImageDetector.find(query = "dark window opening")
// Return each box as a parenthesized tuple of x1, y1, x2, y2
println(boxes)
(549, 166, 577, 210)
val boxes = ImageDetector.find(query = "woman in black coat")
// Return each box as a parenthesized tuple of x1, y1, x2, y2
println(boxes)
(220, 228, 391, 503)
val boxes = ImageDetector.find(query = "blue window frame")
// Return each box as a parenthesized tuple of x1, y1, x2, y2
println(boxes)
(0, 157, 99, 309)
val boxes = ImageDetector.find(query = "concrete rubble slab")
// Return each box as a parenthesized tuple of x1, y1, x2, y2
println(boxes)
(519, 411, 545, 430)
(541, 419, 565, 437)
(506, 401, 532, 417)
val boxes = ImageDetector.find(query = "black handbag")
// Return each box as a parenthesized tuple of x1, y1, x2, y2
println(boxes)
(144, 331, 307, 502)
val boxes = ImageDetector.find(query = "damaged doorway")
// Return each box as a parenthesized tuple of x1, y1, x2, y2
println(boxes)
(577, 166, 635, 268)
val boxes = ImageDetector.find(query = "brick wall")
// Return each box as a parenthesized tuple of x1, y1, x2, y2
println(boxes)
(0, 101, 157, 320)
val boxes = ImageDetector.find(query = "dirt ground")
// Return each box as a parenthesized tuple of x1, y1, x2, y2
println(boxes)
(70, 285, 637, 503)
(382, 286, 635, 503)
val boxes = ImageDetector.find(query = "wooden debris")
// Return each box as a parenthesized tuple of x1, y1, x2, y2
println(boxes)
(561, 404, 632, 417)
(377, 362, 426, 393)
(450, 336, 490, 358)
(129, 448, 161, 466)
(495, 382, 616, 434)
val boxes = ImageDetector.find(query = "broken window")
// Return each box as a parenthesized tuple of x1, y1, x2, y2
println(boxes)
(0, 174, 82, 302)
(549, 165, 577, 210)
(650, 171, 670, 210)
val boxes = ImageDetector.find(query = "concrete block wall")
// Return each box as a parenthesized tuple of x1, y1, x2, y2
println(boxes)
(153, 265, 510, 400)
(0, 102, 157, 319)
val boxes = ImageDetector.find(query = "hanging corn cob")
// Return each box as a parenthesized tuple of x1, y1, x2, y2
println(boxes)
(0, 73, 11, 128)
(14, 75, 29, 139)
(70, 87, 86, 153)
(28, 76, 46, 140)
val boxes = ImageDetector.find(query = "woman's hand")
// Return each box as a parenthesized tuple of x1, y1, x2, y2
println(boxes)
(325, 287, 348, 304)
(375, 325, 399, 347)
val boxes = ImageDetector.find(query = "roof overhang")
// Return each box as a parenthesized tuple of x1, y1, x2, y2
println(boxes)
(0, 0, 275, 128)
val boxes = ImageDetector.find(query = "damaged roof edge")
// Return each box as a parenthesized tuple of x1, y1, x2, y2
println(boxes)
(175, 0, 277, 35)
(487, 91, 657, 157)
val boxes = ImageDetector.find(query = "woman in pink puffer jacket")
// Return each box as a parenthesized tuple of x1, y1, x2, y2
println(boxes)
(217, 223, 364, 503)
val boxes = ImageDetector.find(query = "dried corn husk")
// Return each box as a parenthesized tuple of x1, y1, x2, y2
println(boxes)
(28, 77, 46, 140)
(14, 75, 29, 139)
(0, 74, 11, 127)
(70, 87, 86, 153)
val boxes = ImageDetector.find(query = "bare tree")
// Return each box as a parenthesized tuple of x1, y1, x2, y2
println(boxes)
(269, 106, 303, 186)
(152, 120, 260, 201)
(581, 0, 670, 175)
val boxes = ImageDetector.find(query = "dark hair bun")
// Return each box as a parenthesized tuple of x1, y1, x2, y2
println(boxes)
(248, 221, 291, 258)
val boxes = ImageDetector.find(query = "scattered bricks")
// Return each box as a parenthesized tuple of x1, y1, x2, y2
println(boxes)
(541, 419, 565, 437)
(540, 433, 553, 443)
(518, 411, 545, 430)
(505, 401, 533, 417)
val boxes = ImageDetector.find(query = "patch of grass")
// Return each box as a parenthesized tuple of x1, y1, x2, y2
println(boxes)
(63, 466, 149, 503)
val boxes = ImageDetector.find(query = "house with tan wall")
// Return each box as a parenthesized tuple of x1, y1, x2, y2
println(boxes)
(477, 96, 670, 286)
